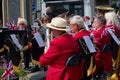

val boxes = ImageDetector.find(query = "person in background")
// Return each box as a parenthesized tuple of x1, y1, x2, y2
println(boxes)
(39, 17, 83, 80)
(17, 18, 27, 30)
(69, 15, 89, 36)
(41, 15, 50, 26)
(69, 15, 93, 79)
(105, 11, 120, 64)
(46, 6, 52, 20)
(29, 15, 50, 72)
(105, 11, 120, 35)
(35, 15, 50, 36)
(4, 18, 32, 71)
(35, 15, 50, 26)
(105, 11, 120, 79)
(90, 16, 113, 79)
(29, 26, 45, 72)
(68, 15, 86, 36)
(35, 15, 51, 51)
(29, 15, 50, 80)
(17, 17, 32, 70)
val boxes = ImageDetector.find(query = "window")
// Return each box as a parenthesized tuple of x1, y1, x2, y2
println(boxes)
(0, 0, 2, 20)
(46, 0, 84, 18)
(96, 0, 109, 5)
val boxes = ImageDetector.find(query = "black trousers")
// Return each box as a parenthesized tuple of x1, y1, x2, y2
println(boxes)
(23, 49, 31, 69)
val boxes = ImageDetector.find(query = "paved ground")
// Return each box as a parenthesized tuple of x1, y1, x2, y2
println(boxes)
(26, 71, 41, 80)
(21, 62, 117, 80)
(25, 71, 113, 80)
(21, 62, 46, 80)
(26, 71, 46, 80)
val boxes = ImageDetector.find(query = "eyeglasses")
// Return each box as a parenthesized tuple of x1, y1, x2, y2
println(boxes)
(19, 23, 25, 25)
(43, 19, 48, 22)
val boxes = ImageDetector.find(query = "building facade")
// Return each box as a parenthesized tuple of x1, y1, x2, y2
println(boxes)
(1, 0, 118, 26)
(1, 0, 32, 26)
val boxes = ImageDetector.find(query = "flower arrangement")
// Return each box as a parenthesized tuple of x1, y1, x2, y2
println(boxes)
(0, 56, 27, 80)
(14, 69, 27, 77)
(0, 67, 27, 80)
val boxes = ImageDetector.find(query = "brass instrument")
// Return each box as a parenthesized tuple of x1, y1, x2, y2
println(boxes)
(110, 47, 120, 80)
(95, 6, 115, 15)
(114, 47, 120, 79)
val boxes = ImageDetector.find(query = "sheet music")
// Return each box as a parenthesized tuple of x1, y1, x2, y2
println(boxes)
(10, 34, 23, 50)
(107, 29, 120, 45)
(34, 32, 45, 47)
(83, 36, 96, 53)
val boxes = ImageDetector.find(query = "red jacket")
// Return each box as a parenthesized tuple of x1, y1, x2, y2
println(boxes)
(40, 33, 83, 80)
(91, 27, 111, 50)
(105, 24, 120, 38)
(74, 28, 90, 39)
(91, 27, 112, 74)
(73, 28, 90, 76)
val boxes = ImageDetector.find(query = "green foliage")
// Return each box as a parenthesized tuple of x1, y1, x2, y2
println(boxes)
(14, 69, 27, 77)
(0, 68, 27, 80)
(0, 67, 4, 77)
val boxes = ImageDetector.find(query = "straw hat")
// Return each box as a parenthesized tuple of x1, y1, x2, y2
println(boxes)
(46, 17, 67, 31)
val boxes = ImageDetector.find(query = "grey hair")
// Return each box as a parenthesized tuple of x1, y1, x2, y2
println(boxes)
(70, 15, 85, 28)
(96, 16, 106, 25)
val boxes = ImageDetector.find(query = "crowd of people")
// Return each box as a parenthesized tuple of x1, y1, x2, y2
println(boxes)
(39, 11, 120, 80)
(31, 11, 120, 80)
(0, 10, 120, 80)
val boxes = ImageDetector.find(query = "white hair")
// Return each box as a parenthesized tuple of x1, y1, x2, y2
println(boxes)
(105, 12, 119, 27)
(17, 17, 27, 26)
(70, 15, 85, 28)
